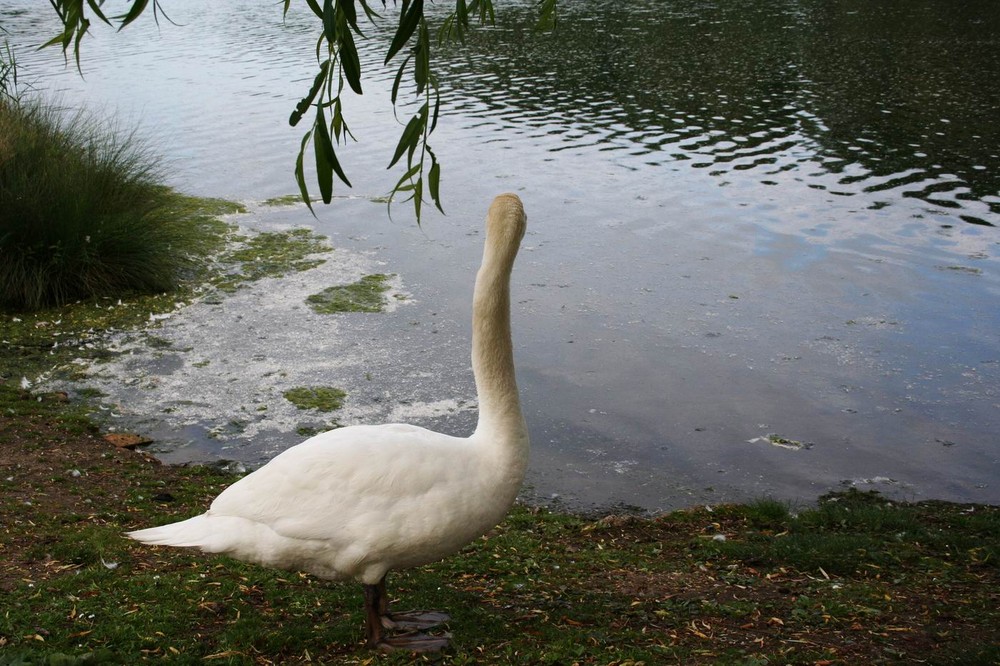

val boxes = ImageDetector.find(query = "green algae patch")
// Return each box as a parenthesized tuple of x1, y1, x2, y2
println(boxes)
(164, 192, 246, 220)
(261, 193, 391, 207)
(748, 433, 813, 451)
(306, 273, 392, 314)
(283, 386, 347, 412)
(937, 264, 982, 275)
(261, 194, 306, 207)
(156, 193, 245, 272)
(215, 228, 331, 291)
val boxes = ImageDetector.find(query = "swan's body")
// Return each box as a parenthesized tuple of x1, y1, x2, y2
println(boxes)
(128, 194, 529, 651)
(131, 422, 526, 583)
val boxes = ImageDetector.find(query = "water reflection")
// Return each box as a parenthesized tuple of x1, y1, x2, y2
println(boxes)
(433, 0, 999, 227)
(4, 1, 997, 227)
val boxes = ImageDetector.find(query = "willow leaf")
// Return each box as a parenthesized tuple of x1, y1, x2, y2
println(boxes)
(86, 0, 112, 26)
(117, 0, 149, 30)
(408, 103, 429, 164)
(384, 0, 423, 64)
(341, 0, 359, 31)
(413, 177, 424, 220)
(72, 17, 89, 72)
(314, 107, 335, 204)
(428, 160, 443, 214)
(295, 132, 317, 215)
(340, 22, 363, 95)
(317, 103, 353, 186)
(334, 98, 357, 142)
(431, 88, 441, 132)
(414, 20, 429, 93)
(290, 61, 331, 127)
(437, 15, 456, 45)
(322, 0, 338, 45)
(535, 0, 558, 30)
(390, 53, 411, 105)
(474, 0, 495, 24)
(304, 0, 324, 20)
(315, 104, 353, 197)
(388, 112, 423, 170)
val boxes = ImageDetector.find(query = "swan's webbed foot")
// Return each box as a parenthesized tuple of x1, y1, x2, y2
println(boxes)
(381, 610, 451, 631)
(375, 631, 452, 653)
(364, 580, 451, 653)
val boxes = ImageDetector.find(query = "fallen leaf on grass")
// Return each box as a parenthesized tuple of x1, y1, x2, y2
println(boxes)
(104, 432, 153, 449)
(205, 651, 247, 660)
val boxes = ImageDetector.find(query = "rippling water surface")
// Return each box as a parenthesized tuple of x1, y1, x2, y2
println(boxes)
(3, 0, 998, 510)
(437, 1, 1000, 227)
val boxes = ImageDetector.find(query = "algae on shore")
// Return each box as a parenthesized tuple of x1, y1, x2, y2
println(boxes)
(306, 273, 394, 314)
(216, 227, 332, 291)
(283, 386, 348, 412)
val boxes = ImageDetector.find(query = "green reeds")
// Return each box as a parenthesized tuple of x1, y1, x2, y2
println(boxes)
(0, 98, 193, 310)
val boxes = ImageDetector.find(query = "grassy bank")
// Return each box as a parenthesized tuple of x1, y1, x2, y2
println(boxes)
(1, 398, 998, 665)
(2, 197, 998, 665)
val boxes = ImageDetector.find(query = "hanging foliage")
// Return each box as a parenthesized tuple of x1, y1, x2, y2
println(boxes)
(39, 0, 559, 223)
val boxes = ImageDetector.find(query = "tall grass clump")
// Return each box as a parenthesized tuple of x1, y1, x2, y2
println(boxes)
(0, 96, 194, 310)
(1, 39, 21, 105)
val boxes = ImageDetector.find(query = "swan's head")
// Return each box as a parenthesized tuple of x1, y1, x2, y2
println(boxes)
(486, 193, 527, 254)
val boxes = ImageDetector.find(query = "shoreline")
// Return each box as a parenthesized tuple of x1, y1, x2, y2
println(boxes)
(2, 394, 998, 663)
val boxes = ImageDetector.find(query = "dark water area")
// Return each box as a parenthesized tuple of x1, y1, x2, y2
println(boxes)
(2, 1, 998, 511)
(434, 0, 1000, 228)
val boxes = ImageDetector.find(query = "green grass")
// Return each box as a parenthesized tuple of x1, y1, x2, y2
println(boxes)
(0, 98, 211, 310)
(1, 40, 21, 105)
(702, 490, 1000, 576)
(3, 478, 998, 664)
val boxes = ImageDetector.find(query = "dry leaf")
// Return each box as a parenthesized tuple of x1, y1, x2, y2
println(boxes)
(104, 432, 153, 449)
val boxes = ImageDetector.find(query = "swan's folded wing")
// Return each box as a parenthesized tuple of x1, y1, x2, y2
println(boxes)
(205, 424, 476, 543)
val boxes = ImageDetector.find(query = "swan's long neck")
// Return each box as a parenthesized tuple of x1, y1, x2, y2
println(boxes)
(472, 196, 528, 456)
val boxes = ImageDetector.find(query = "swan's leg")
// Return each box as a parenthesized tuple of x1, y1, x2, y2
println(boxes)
(363, 582, 385, 648)
(375, 577, 389, 616)
(362, 580, 450, 652)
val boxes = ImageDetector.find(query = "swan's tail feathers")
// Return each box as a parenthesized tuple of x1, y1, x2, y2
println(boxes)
(127, 514, 236, 552)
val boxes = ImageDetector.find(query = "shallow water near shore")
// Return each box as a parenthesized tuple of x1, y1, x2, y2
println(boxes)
(4, 0, 998, 511)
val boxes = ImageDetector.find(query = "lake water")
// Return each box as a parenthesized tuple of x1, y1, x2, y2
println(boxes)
(3, 0, 998, 511)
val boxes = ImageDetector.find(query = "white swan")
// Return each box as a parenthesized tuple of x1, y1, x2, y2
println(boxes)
(128, 193, 530, 651)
